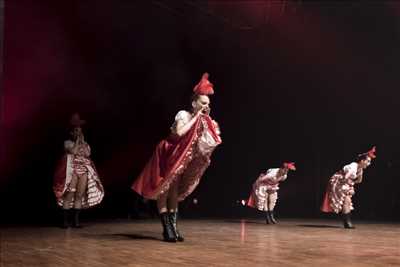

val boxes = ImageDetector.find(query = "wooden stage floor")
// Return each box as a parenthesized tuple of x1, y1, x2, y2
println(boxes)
(1, 219, 400, 266)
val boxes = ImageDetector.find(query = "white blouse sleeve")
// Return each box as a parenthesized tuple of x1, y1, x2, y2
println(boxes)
(171, 110, 191, 134)
(257, 168, 279, 183)
(64, 140, 74, 153)
(175, 110, 191, 123)
(343, 162, 358, 179)
(279, 173, 288, 182)
(85, 143, 91, 157)
(265, 168, 279, 178)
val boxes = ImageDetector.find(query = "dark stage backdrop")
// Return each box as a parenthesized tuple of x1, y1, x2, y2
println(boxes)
(2, 0, 400, 224)
(0, 0, 3, 192)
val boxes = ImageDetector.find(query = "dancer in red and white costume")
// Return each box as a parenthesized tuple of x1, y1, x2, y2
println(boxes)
(321, 147, 376, 229)
(247, 162, 296, 224)
(132, 73, 222, 242)
(53, 113, 104, 228)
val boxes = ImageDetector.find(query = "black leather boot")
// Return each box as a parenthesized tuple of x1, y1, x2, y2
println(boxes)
(169, 212, 184, 242)
(269, 210, 277, 224)
(61, 209, 69, 228)
(160, 212, 176, 242)
(343, 213, 355, 229)
(72, 209, 82, 228)
(265, 211, 273, 224)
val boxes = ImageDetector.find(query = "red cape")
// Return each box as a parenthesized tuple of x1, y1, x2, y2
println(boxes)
(132, 115, 221, 200)
(320, 184, 334, 213)
(247, 194, 256, 208)
(53, 155, 68, 199)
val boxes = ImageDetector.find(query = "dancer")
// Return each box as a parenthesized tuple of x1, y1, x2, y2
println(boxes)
(247, 162, 296, 224)
(132, 73, 222, 242)
(53, 113, 104, 228)
(321, 147, 376, 229)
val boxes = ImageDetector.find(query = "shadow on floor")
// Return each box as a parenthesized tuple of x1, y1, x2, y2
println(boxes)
(223, 219, 273, 225)
(296, 224, 342, 229)
(80, 233, 161, 241)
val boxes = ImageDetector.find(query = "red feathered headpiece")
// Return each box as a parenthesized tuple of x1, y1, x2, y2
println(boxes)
(70, 113, 86, 127)
(193, 72, 214, 95)
(283, 162, 296, 171)
(367, 146, 377, 159)
(358, 146, 377, 160)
